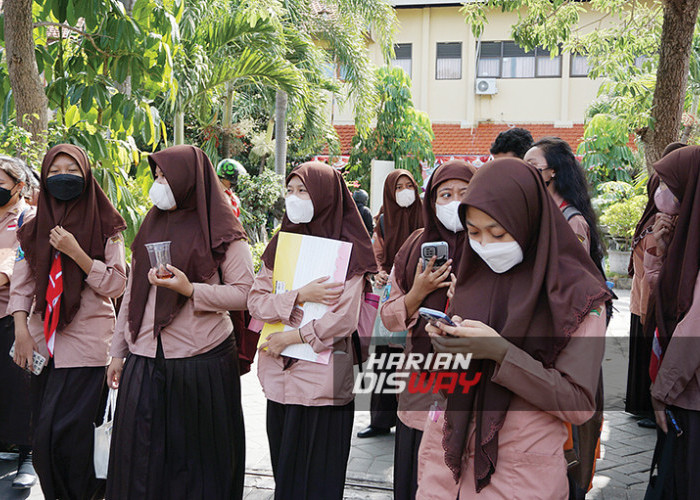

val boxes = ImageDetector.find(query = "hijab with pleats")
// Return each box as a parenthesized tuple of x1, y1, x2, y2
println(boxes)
(18, 144, 126, 327)
(442, 158, 610, 491)
(128, 145, 247, 340)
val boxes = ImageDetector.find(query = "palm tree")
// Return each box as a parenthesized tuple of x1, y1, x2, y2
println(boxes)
(266, 0, 398, 177)
(170, 1, 307, 145)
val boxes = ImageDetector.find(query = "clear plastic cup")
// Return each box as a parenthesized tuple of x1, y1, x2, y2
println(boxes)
(145, 241, 174, 278)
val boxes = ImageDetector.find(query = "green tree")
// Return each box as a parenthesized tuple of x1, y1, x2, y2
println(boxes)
(258, 0, 398, 178)
(461, 0, 700, 166)
(576, 113, 636, 186)
(347, 66, 434, 189)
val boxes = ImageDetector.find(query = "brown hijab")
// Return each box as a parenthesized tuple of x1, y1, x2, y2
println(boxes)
(628, 173, 660, 276)
(392, 160, 476, 354)
(128, 145, 247, 340)
(376, 169, 423, 273)
(628, 143, 685, 276)
(648, 145, 700, 352)
(261, 161, 377, 279)
(442, 158, 610, 491)
(18, 144, 126, 327)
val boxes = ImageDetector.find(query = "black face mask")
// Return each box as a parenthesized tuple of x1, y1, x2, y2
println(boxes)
(46, 174, 85, 201)
(0, 185, 16, 207)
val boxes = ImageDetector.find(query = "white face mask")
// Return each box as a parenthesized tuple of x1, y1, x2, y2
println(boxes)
(469, 238, 524, 274)
(149, 181, 177, 211)
(395, 189, 416, 208)
(435, 201, 464, 233)
(285, 195, 314, 224)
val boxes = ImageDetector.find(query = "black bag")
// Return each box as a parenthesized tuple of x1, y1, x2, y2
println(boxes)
(644, 428, 677, 500)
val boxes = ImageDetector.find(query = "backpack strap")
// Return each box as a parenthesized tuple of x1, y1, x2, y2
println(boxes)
(379, 213, 385, 239)
(562, 204, 583, 222)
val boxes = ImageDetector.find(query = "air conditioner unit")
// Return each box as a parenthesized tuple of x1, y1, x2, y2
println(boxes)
(475, 78, 497, 95)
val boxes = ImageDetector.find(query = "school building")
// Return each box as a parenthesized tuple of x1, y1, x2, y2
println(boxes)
(325, 1, 619, 165)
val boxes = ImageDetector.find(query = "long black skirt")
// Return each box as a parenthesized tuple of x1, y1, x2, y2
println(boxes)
(394, 419, 423, 500)
(31, 359, 107, 500)
(370, 345, 401, 429)
(106, 336, 244, 500)
(266, 399, 354, 500)
(0, 316, 32, 446)
(625, 313, 653, 417)
(649, 406, 700, 499)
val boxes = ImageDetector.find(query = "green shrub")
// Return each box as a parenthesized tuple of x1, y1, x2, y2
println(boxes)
(600, 195, 647, 250)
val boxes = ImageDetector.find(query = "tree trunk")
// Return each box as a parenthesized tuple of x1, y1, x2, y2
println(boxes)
(274, 90, 288, 182)
(174, 110, 185, 145)
(4, 0, 49, 144)
(221, 83, 234, 158)
(643, 0, 700, 167)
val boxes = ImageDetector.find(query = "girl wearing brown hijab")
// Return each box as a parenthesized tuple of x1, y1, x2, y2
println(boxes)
(248, 162, 377, 500)
(415, 159, 610, 499)
(380, 160, 475, 499)
(360, 169, 424, 438)
(644, 146, 700, 499)
(373, 168, 423, 283)
(105, 145, 253, 500)
(626, 142, 685, 425)
(10, 144, 127, 500)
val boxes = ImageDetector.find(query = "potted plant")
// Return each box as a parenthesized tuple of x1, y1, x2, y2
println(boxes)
(347, 66, 434, 212)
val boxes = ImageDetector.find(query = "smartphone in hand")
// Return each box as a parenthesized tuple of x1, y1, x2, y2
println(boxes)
(421, 242, 449, 270)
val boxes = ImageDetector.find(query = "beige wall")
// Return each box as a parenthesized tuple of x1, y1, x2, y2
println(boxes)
(331, 5, 612, 127)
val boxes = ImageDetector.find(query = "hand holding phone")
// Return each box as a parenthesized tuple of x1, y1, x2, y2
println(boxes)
(419, 307, 456, 327)
(9, 343, 46, 375)
(421, 242, 449, 271)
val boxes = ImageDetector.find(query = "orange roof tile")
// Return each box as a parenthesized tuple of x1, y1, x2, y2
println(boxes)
(330, 122, 589, 156)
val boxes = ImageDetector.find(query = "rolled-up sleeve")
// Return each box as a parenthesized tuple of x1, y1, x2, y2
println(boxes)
(651, 271, 700, 406)
(85, 234, 127, 298)
(380, 273, 419, 332)
(192, 239, 254, 312)
(299, 274, 364, 352)
(491, 309, 606, 425)
(8, 254, 35, 315)
(247, 265, 299, 324)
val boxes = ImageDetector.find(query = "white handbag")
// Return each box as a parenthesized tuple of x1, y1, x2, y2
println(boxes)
(94, 388, 118, 479)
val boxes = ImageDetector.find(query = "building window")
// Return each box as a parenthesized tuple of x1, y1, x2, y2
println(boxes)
(570, 53, 590, 77)
(477, 42, 501, 78)
(392, 43, 412, 78)
(536, 47, 561, 77)
(477, 41, 561, 78)
(436, 42, 462, 80)
(502, 42, 535, 78)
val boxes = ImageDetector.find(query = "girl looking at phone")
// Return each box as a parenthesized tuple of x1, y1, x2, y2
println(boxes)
(416, 159, 610, 499)
(379, 160, 475, 499)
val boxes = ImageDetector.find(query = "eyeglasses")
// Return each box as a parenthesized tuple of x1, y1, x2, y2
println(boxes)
(527, 162, 552, 174)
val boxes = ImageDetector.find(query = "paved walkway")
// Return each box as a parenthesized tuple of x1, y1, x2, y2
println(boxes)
(0, 290, 658, 499)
